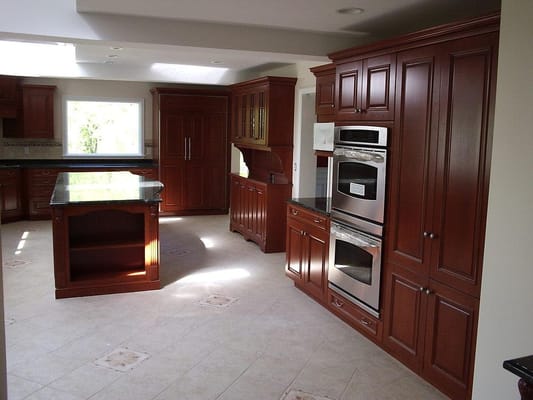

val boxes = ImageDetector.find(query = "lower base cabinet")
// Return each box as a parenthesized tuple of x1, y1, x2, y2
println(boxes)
(229, 174, 291, 253)
(382, 263, 479, 400)
(0, 168, 23, 223)
(285, 203, 329, 303)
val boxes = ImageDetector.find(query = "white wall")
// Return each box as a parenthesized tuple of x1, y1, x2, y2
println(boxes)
(472, 0, 533, 398)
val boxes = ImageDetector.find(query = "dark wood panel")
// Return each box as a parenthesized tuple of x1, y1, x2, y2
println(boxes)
(383, 266, 427, 372)
(335, 61, 361, 120)
(285, 218, 305, 281)
(303, 224, 328, 302)
(387, 46, 439, 275)
(431, 33, 498, 297)
(423, 280, 479, 400)
(22, 85, 55, 139)
(362, 54, 396, 119)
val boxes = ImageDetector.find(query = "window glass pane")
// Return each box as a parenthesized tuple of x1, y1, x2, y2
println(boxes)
(64, 98, 143, 157)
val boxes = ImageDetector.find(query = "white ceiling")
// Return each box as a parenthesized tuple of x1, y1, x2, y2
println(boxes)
(1, 0, 500, 84)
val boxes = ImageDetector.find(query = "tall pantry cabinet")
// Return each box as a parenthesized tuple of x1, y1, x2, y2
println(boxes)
(152, 89, 230, 215)
(382, 28, 498, 400)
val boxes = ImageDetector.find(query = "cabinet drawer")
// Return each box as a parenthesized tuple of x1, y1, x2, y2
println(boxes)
(287, 204, 328, 231)
(328, 289, 382, 342)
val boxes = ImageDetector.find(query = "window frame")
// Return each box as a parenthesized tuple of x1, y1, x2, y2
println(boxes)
(62, 95, 145, 158)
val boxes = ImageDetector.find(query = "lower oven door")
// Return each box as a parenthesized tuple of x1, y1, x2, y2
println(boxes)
(328, 221, 382, 315)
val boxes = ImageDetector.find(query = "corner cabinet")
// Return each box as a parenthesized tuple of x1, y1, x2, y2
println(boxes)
(285, 203, 329, 303)
(230, 174, 291, 253)
(382, 30, 498, 400)
(0, 168, 23, 223)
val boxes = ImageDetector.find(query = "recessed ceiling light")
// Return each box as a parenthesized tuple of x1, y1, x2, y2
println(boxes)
(110, 46, 123, 51)
(337, 7, 365, 15)
(104, 60, 114, 64)
(210, 60, 223, 65)
(107, 54, 118, 58)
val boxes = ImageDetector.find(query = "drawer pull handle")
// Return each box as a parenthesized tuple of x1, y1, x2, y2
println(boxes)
(333, 298, 344, 308)
(313, 218, 321, 223)
(291, 210, 298, 215)
(360, 319, 370, 326)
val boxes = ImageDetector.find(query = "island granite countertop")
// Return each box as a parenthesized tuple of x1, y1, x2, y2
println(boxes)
(50, 171, 164, 206)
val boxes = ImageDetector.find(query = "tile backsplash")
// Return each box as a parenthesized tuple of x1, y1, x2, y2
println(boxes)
(1, 139, 154, 159)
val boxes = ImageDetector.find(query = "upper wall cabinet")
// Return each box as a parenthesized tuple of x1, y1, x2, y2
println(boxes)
(22, 85, 56, 139)
(0, 75, 20, 118)
(230, 76, 297, 149)
(334, 54, 396, 122)
(311, 64, 336, 123)
(3, 84, 56, 138)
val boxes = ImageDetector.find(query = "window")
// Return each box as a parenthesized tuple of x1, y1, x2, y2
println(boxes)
(64, 97, 144, 157)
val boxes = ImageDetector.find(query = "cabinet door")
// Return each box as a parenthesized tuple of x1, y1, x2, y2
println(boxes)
(252, 184, 266, 242)
(0, 169, 23, 222)
(302, 224, 328, 302)
(387, 46, 440, 277)
(230, 176, 242, 228)
(382, 265, 428, 372)
(423, 280, 478, 400)
(184, 109, 228, 210)
(22, 85, 55, 139)
(159, 112, 186, 212)
(286, 217, 305, 281)
(361, 54, 396, 120)
(430, 33, 498, 297)
(335, 60, 362, 121)
(315, 71, 336, 122)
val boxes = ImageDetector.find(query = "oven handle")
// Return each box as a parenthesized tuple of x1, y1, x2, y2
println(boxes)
(331, 225, 380, 248)
(333, 148, 385, 163)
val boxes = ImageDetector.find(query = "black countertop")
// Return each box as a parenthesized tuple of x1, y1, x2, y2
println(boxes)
(504, 355, 533, 384)
(50, 171, 164, 206)
(0, 159, 157, 169)
(288, 197, 331, 216)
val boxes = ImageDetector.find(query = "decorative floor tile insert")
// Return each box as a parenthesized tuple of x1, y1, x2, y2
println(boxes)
(94, 347, 150, 372)
(199, 294, 238, 308)
(3, 259, 31, 269)
(281, 390, 333, 400)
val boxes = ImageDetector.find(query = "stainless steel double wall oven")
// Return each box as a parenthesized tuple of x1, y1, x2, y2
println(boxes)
(328, 125, 388, 317)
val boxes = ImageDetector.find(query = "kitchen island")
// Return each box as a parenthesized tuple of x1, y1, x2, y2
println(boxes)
(50, 171, 163, 299)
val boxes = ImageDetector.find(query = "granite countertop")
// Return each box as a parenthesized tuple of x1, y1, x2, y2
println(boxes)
(288, 197, 331, 216)
(50, 171, 164, 206)
(0, 159, 157, 169)
(503, 355, 533, 384)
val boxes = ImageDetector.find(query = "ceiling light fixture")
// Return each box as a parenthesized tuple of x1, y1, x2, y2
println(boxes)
(110, 46, 123, 51)
(107, 54, 118, 58)
(337, 7, 365, 15)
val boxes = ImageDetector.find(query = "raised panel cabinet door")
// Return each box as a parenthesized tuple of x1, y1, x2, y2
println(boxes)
(430, 33, 498, 297)
(387, 46, 440, 277)
(159, 163, 184, 212)
(22, 85, 55, 138)
(361, 54, 396, 120)
(303, 224, 328, 302)
(422, 280, 479, 400)
(229, 176, 241, 226)
(335, 60, 362, 121)
(382, 266, 428, 373)
(160, 113, 187, 161)
(285, 217, 305, 282)
(315, 71, 336, 121)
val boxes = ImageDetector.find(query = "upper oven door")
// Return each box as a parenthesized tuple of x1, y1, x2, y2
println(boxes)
(332, 146, 387, 224)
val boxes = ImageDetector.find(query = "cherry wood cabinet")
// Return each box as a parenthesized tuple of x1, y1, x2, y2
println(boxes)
(229, 173, 291, 253)
(21, 85, 56, 138)
(383, 30, 498, 400)
(310, 64, 336, 122)
(154, 90, 229, 215)
(0, 168, 23, 223)
(230, 76, 296, 148)
(0, 75, 20, 118)
(334, 54, 395, 121)
(285, 203, 329, 303)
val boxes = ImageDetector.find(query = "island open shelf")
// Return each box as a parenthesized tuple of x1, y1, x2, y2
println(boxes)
(50, 171, 163, 299)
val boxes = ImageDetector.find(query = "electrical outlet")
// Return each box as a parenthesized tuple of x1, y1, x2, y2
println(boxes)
(293, 162, 297, 172)
(24, 146, 30, 155)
